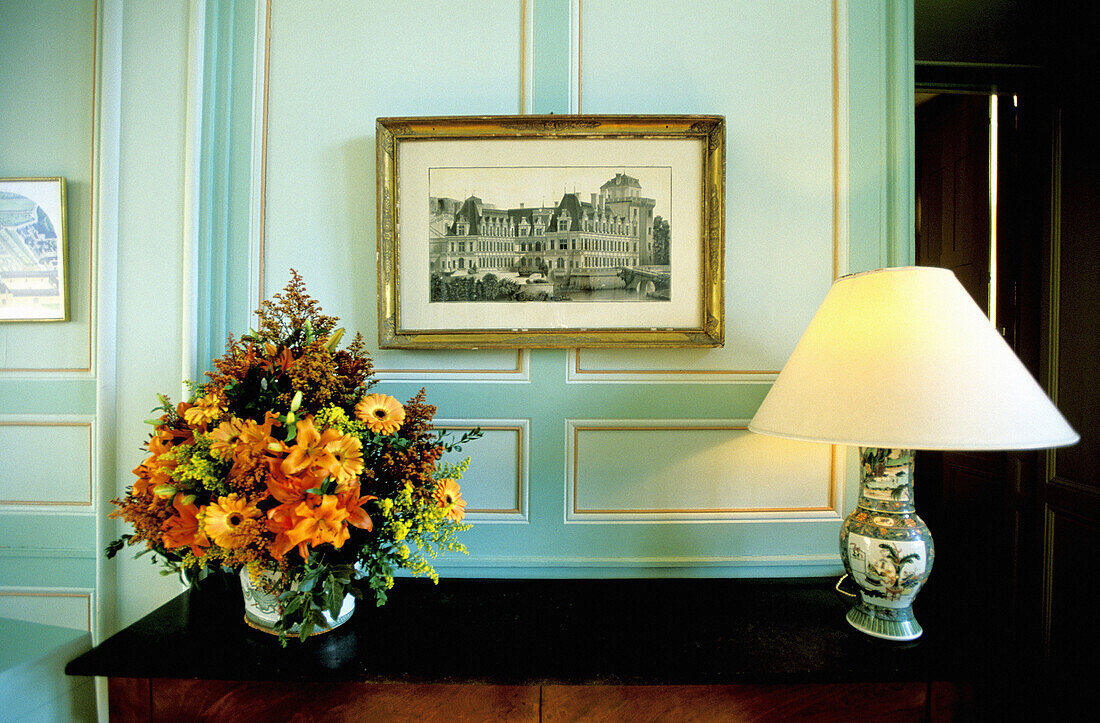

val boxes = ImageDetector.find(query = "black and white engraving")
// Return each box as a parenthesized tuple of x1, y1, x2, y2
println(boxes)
(428, 167, 671, 302)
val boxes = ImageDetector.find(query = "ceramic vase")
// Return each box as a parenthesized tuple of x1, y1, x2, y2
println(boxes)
(239, 567, 356, 636)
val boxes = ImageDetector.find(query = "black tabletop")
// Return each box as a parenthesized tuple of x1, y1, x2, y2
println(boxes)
(66, 575, 986, 685)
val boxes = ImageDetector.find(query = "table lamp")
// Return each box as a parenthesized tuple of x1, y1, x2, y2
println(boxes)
(748, 266, 1079, 641)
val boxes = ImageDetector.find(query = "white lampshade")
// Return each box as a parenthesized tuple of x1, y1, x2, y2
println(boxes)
(749, 266, 1079, 450)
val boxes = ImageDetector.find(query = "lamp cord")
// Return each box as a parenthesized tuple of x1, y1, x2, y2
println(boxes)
(834, 573, 857, 600)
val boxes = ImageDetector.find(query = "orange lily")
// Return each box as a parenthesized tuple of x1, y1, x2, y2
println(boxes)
(281, 417, 341, 480)
(285, 495, 351, 557)
(339, 487, 376, 532)
(274, 347, 296, 372)
(266, 503, 300, 559)
(265, 459, 317, 505)
(236, 411, 282, 462)
(161, 496, 209, 556)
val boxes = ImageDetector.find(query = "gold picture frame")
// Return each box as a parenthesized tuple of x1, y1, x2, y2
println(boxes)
(0, 177, 68, 322)
(376, 115, 724, 348)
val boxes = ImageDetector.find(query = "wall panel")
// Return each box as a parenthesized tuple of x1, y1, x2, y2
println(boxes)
(262, 0, 526, 377)
(437, 421, 529, 523)
(0, 0, 102, 664)
(568, 422, 837, 521)
(575, 0, 841, 380)
(0, 0, 97, 373)
(0, 420, 93, 506)
(0, 591, 92, 632)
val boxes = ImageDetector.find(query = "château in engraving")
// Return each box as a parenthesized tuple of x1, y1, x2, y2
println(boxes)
(429, 172, 671, 302)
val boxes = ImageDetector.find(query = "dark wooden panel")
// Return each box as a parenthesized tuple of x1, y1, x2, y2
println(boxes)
(108, 677, 150, 722)
(1044, 500, 1100, 717)
(915, 93, 990, 311)
(144, 680, 539, 722)
(1052, 101, 1100, 489)
(1042, 17, 1100, 717)
(928, 680, 973, 722)
(541, 683, 928, 722)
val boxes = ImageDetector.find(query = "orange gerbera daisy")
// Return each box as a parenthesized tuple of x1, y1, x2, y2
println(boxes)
(183, 392, 227, 428)
(202, 493, 261, 549)
(161, 496, 209, 556)
(209, 417, 246, 460)
(434, 478, 467, 521)
(327, 433, 364, 487)
(355, 393, 405, 435)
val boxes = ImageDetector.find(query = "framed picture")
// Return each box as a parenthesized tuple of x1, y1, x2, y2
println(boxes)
(376, 115, 724, 348)
(0, 177, 68, 322)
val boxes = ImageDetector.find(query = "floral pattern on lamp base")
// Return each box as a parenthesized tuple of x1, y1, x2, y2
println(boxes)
(839, 448, 935, 641)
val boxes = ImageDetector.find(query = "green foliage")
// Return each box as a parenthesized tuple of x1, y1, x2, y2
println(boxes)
(222, 366, 291, 423)
(273, 557, 361, 644)
(439, 427, 482, 454)
(105, 535, 132, 559)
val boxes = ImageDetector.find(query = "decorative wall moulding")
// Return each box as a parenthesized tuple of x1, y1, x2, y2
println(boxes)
(376, 115, 725, 348)
(0, 177, 68, 323)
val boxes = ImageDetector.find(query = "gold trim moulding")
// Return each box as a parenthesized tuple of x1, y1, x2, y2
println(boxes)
(376, 114, 725, 350)
(377, 114, 724, 139)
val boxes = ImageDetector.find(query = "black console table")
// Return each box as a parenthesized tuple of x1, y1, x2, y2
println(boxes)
(67, 576, 983, 720)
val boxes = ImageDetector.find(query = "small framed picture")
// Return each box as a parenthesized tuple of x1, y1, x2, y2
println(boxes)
(376, 115, 725, 348)
(0, 177, 68, 322)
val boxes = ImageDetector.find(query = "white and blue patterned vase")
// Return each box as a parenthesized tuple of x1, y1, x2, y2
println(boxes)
(239, 567, 356, 636)
(839, 448, 935, 641)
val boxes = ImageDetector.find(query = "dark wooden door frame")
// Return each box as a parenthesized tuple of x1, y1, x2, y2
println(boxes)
(917, 60, 1098, 717)
(914, 64, 1055, 717)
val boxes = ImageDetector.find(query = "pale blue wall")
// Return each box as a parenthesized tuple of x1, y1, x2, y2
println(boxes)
(0, 0, 98, 634)
(0, 0, 916, 650)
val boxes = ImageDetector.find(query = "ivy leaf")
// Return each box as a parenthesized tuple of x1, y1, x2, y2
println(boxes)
(281, 595, 304, 616)
(327, 584, 343, 619)
(105, 536, 131, 559)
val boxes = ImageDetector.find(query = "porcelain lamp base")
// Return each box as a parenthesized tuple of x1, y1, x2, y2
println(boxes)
(845, 596, 923, 641)
(839, 448, 935, 642)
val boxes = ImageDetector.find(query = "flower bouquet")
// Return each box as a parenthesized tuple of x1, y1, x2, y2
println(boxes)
(108, 271, 477, 642)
